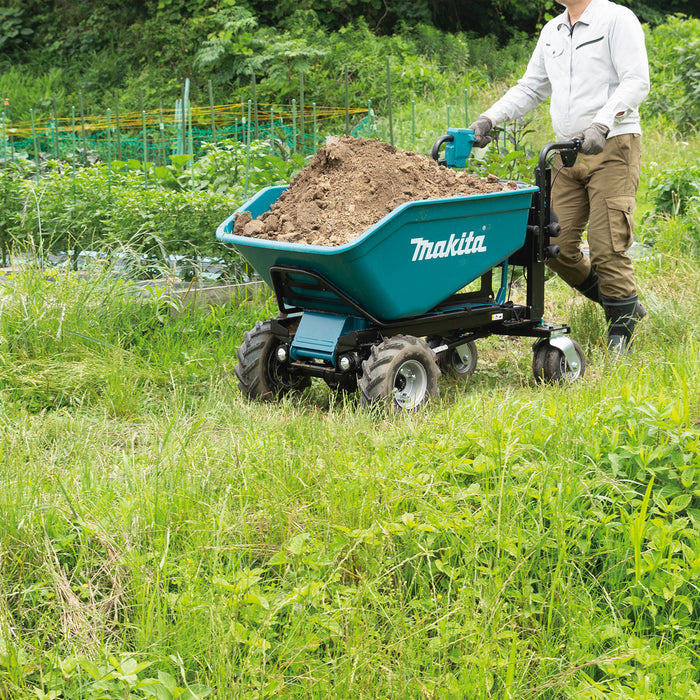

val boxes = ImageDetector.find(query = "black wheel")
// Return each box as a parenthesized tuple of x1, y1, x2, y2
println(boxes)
(532, 338, 586, 383)
(437, 340, 478, 379)
(359, 335, 440, 410)
(235, 320, 311, 400)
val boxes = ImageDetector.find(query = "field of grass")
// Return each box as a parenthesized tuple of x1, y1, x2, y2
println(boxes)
(1, 199, 699, 700)
(1, 52, 700, 700)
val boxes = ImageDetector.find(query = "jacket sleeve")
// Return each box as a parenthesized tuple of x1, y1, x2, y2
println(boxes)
(482, 36, 552, 126)
(592, 9, 650, 129)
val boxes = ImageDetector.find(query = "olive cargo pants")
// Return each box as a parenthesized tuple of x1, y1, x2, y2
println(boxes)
(547, 134, 641, 300)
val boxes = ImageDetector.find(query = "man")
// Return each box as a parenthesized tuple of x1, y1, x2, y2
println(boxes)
(469, 0, 650, 353)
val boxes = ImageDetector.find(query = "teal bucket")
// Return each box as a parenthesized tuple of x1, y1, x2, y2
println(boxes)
(217, 183, 538, 322)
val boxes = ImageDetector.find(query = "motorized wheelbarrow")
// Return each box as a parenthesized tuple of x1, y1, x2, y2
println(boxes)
(216, 130, 586, 410)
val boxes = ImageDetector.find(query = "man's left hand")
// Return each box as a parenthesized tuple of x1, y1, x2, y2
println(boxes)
(577, 123, 610, 155)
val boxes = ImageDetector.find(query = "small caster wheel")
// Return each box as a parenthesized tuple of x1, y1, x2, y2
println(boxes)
(532, 338, 586, 383)
(437, 340, 477, 379)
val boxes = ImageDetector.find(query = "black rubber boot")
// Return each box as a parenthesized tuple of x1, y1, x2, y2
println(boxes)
(575, 269, 647, 319)
(602, 294, 640, 354)
(574, 269, 603, 304)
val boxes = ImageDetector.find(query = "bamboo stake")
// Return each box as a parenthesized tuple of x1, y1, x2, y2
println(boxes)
(386, 57, 394, 146)
(106, 108, 112, 197)
(299, 70, 305, 154)
(244, 100, 252, 200)
(79, 91, 87, 163)
(208, 80, 217, 145)
(252, 73, 259, 140)
(114, 90, 122, 160)
(71, 107, 77, 202)
(30, 109, 40, 181)
(344, 66, 350, 136)
(188, 98, 194, 188)
(142, 110, 148, 191)
(51, 99, 59, 159)
(411, 100, 415, 148)
(159, 100, 166, 166)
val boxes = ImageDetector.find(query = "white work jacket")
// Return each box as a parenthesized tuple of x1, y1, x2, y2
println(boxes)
(483, 0, 650, 140)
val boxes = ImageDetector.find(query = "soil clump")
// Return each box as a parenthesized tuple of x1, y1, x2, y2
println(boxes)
(234, 136, 517, 246)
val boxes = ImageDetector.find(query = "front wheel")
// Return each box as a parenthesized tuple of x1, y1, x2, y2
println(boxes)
(359, 335, 440, 410)
(235, 320, 311, 400)
(532, 338, 586, 383)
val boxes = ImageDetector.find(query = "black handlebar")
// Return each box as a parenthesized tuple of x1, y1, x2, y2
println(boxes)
(537, 139, 582, 173)
(430, 133, 454, 162)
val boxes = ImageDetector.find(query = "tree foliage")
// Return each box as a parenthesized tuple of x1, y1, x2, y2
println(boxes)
(1, 0, 697, 60)
(0, 0, 697, 132)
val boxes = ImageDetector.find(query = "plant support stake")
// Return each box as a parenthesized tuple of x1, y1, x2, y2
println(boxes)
(79, 91, 88, 163)
(142, 110, 148, 192)
(114, 90, 122, 160)
(208, 80, 217, 145)
(182, 79, 190, 157)
(252, 73, 259, 140)
(344, 66, 350, 136)
(386, 57, 394, 147)
(71, 107, 77, 202)
(244, 100, 252, 200)
(51, 99, 59, 159)
(411, 100, 415, 148)
(30, 109, 40, 181)
(299, 71, 305, 154)
(1, 109, 6, 168)
(159, 101, 166, 166)
(188, 99, 194, 188)
(107, 108, 112, 197)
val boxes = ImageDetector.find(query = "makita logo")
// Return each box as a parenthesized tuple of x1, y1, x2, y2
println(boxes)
(410, 231, 487, 262)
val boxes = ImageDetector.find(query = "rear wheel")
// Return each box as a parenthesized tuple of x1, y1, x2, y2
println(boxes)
(359, 335, 440, 410)
(532, 338, 586, 383)
(235, 320, 311, 400)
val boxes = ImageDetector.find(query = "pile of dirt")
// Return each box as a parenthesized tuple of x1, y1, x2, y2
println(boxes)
(233, 136, 517, 246)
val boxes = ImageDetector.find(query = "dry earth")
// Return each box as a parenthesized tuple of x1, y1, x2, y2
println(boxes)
(233, 136, 517, 246)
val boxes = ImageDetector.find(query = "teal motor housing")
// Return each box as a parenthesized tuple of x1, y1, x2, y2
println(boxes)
(431, 127, 475, 168)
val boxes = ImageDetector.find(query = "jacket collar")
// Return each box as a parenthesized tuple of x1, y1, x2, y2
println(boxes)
(557, 0, 603, 31)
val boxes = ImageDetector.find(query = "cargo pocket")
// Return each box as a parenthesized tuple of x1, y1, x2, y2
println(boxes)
(606, 196, 635, 253)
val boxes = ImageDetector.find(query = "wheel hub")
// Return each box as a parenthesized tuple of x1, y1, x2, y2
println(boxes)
(393, 359, 428, 409)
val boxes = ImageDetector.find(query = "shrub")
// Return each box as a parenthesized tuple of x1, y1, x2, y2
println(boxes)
(645, 16, 700, 131)
(646, 161, 700, 216)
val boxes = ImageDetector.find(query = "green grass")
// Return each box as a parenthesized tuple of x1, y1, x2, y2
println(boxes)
(0, 234, 699, 698)
(1, 59, 700, 699)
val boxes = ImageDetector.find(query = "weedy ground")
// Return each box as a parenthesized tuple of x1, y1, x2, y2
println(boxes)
(0, 211, 699, 699)
(0, 104, 699, 699)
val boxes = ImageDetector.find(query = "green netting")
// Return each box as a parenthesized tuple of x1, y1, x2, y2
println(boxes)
(1, 105, 374, 166)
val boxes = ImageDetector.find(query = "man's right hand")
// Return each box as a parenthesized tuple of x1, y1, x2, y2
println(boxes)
(468, 116, 493, 148)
